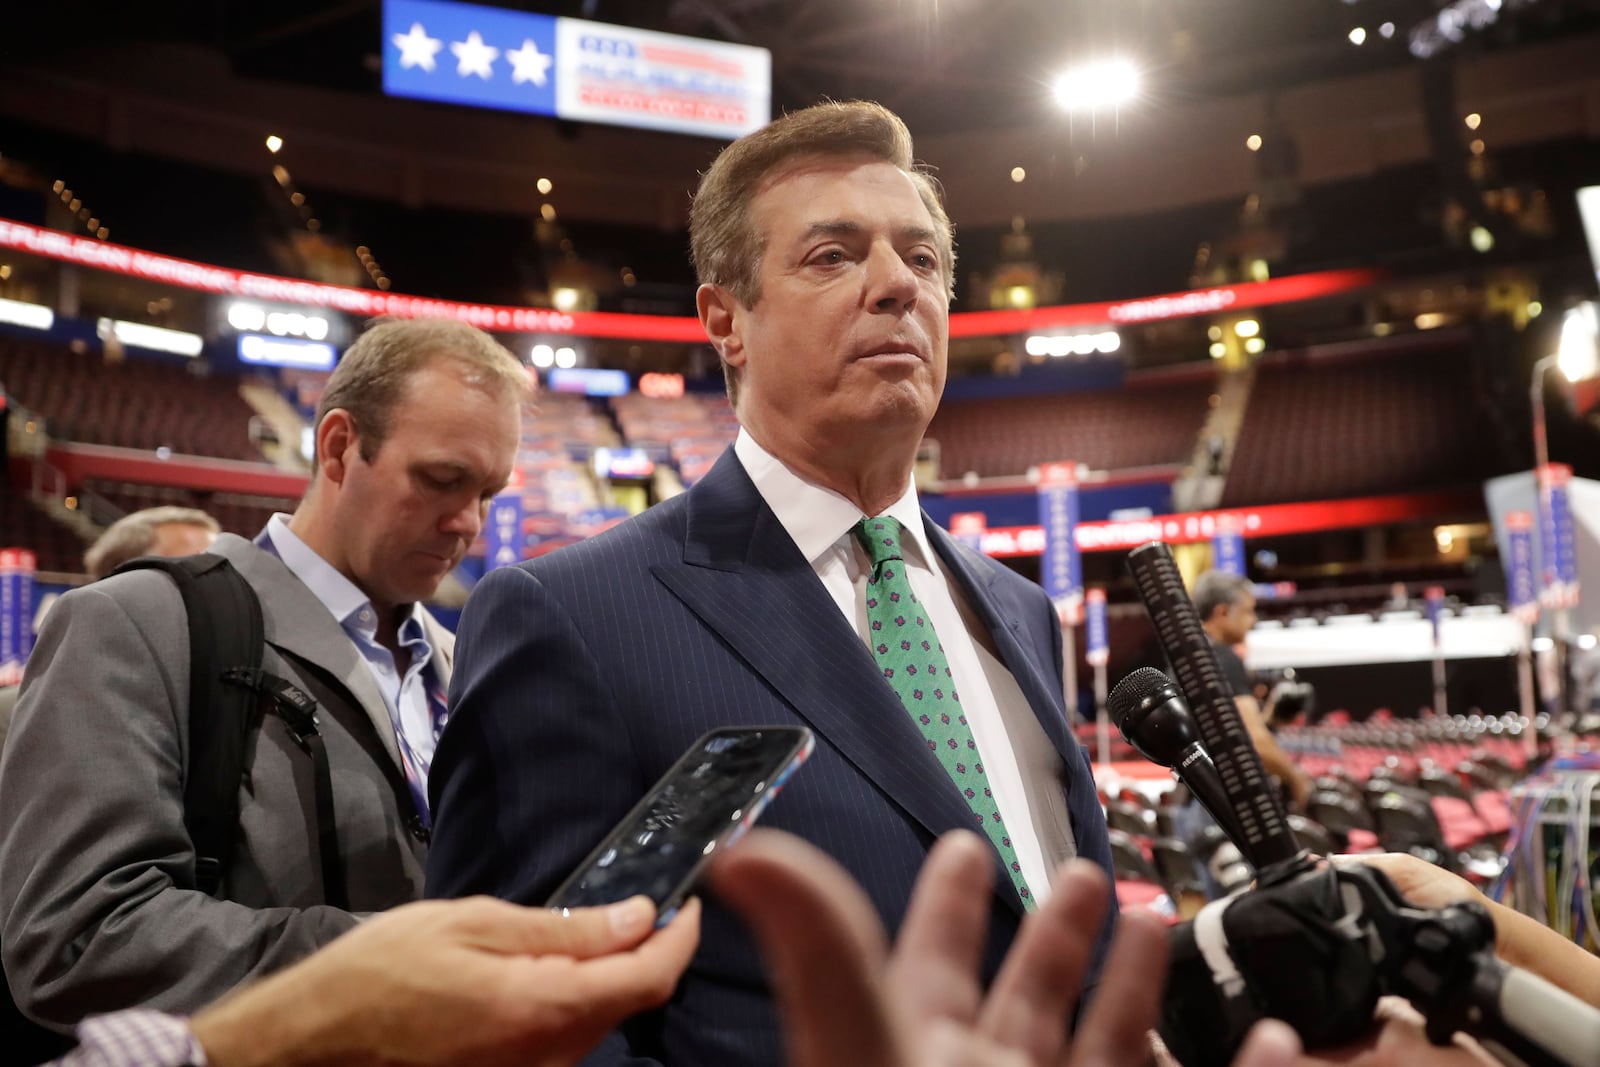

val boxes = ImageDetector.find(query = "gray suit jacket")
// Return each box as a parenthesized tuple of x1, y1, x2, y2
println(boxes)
(0, 534, 444, 1028)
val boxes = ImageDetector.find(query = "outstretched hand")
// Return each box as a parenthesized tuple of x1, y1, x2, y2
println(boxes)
(712, 828, 1169, 1067)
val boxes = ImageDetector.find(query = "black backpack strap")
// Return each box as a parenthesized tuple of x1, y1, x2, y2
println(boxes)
(113, 555, 346, 910)
(117, 555, 264, 897)
(223, 668, 346, 910)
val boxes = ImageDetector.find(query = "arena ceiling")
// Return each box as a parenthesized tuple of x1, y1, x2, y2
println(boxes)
(9, 0, 1600, 138)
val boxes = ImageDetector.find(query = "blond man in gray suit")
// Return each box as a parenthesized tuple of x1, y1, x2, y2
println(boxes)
(0, 318, 526, 1031)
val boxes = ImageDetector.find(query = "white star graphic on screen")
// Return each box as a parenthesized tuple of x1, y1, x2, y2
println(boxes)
(392, 22, 443, 72)
(506, 38, 553, 86)
(450, 31, 500, 79)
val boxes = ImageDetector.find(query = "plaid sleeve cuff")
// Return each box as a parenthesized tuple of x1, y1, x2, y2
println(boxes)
(65, 1010, 207, 1067)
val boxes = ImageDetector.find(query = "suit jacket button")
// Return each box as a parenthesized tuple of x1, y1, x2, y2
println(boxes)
(407, 816, 431, 844)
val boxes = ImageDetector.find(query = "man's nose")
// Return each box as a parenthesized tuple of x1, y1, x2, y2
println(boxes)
(443, 497, 484, 540)
(867, 243, 918, 312)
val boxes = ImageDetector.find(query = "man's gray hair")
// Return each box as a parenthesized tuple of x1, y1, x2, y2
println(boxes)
(1191, 570, 1254, 623)
(84, 506, 220, 580)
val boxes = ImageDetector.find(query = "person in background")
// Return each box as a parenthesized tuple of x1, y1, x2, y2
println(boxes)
(0, 318, 526, 1030)
(1192, 569, 1313, 809)
(82, 505, 221, 580)
(0, 507, 221, 756)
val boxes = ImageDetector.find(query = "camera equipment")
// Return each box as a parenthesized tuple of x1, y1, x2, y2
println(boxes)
(1260, 669, 1315, 726)
(1122, 541, 1600, 1067)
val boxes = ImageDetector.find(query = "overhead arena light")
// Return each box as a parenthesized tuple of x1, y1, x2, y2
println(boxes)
(1025, 329, 1122, 358)
(229, 302, 328, 340)
(1052, 57, 1141, 112)
(227, 302, 267, 332)
(97, 318, 205, 357)
(0, 296, 55, 331)
(1557, 302, 1599, 383)
(265, 310, 330, 340)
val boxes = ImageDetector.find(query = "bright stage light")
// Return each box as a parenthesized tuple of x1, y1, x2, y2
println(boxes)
(1052, 58, 1141, 112)
(1557, 302, 1599, 383)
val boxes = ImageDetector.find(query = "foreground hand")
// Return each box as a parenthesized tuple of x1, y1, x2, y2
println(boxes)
(1339, 853, 1600, 1008)
(711, 827, 1170, 1067)
(1337, 853, 1481, 912)
(1285, 996, 1498, 1067)
(190, 894, 700, 1067)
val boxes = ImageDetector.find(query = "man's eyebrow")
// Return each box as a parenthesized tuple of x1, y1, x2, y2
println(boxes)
(799, 220, 864, 242)
(797, 221, 939, 244)
(414, 460, 470, 476)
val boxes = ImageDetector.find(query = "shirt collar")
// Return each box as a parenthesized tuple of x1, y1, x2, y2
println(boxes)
(733, 429, 933, 567)
(264, 513, 426, 642)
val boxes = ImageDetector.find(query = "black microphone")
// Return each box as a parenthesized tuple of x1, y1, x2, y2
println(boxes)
(1108, 667, 1250, 849)
(1124, 542, 1305, 872)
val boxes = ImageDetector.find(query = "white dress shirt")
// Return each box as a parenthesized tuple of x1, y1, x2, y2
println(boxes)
(734, 431, 1075, 902)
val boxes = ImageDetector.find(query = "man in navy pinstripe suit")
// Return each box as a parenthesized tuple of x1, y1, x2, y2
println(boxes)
(426, 100, 1116, 1066)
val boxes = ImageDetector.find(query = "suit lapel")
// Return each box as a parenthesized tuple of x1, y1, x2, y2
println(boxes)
(651, 452, 1025, 917)
(212, 535, 405, 773)
(925, 520, 1080, 770)
(422, 609, 455, 680)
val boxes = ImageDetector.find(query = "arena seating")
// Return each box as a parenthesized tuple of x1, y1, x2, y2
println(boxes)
(611, 392, 737, 484)
(83, 480, 298, 539)
(0, 481, 86, 574)
(0, 338, 263, 461)
(923, 372, 1215, 479)
(1221, 337, 1496, 507)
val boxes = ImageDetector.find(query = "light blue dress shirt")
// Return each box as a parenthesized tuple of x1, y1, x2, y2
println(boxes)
(263, 514, 444, 809)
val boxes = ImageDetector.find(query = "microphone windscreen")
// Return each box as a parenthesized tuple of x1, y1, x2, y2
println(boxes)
(1108, 666, 1174, 735)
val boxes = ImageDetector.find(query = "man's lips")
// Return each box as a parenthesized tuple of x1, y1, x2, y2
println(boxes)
(853, 343, 926, 362)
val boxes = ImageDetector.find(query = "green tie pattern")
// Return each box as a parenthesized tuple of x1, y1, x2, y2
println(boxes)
(855, 517, 1034, 909)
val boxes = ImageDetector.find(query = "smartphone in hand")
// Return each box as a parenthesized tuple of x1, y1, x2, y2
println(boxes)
(546, 726, 814, 923)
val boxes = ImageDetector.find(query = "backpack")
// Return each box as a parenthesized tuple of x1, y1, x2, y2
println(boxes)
(114, 553, 346, 909)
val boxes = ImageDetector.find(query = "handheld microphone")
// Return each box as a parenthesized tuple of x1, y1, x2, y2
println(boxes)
(1107, 667, 1250, 851)
(1124, 542, 1304, 872)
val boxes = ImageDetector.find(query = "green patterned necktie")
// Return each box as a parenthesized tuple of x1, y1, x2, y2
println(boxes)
(854, 516, 1035, 910)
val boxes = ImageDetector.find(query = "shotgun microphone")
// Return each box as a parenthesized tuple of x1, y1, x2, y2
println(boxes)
(1124, 541, 1304, 872)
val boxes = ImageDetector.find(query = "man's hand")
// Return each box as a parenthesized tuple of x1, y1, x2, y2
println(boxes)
(711, 827, 1170, 1067)
(1284, 996, 1498, 1067)
(1338, 853, 1600, 1009)
(190, 894, 700, 1067)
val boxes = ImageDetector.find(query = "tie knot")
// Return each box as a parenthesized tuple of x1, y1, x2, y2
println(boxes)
(855, 516, 907, 574)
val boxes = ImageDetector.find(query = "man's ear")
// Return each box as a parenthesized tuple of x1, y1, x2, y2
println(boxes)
(696, 283, 746, 371)
(316, 410, 358, 487)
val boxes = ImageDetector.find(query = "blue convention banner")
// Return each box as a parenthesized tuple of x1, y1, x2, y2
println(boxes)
(0, 549, 17, 666)
(385, 0, 558, 118)
(382, 0, 770, 139)
(485, 489, 525, 570)
(1211, 523, 1246, 577)
(1537, 464, 1580, 608)
(15, 550, 32, 661)
(1038, 462, 1082, 624)
(1085, 588, 1108, 667)
(1424, 585, 1445, 647)
(1550, 479, 1580, 605)
(1506, 511, 1538, 624)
